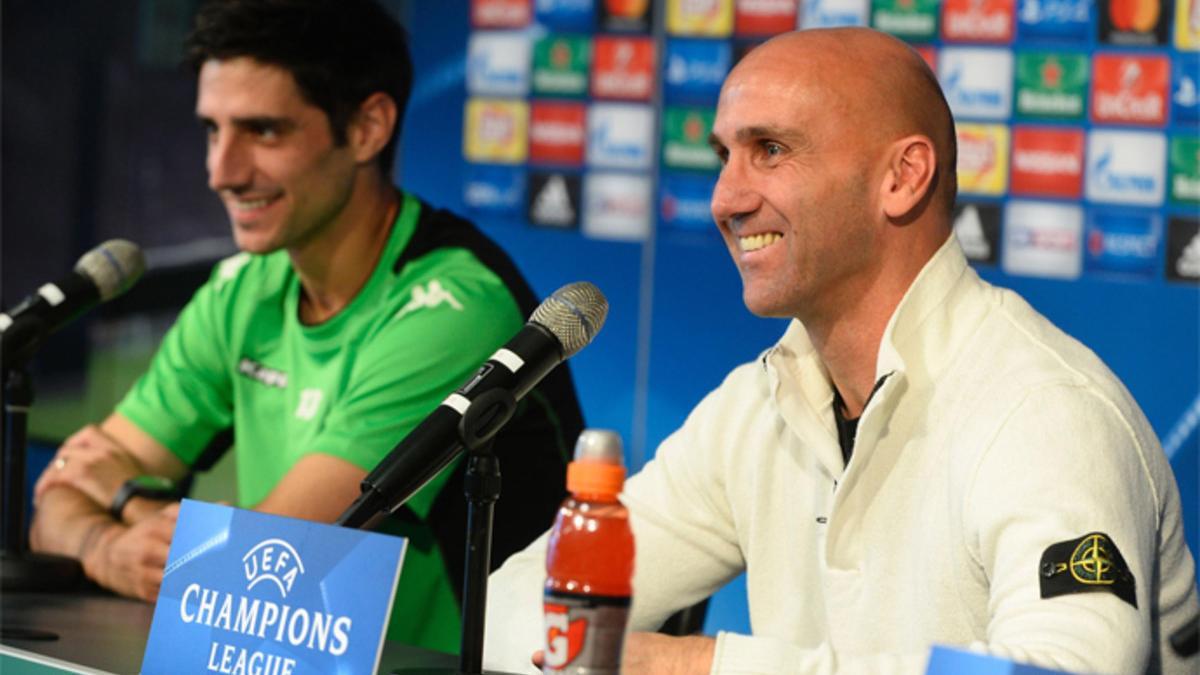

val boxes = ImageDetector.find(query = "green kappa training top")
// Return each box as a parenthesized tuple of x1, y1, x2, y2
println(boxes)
(117, 191, 560, 653)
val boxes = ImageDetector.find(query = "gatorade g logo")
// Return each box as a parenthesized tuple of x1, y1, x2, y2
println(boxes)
(544, 602, 588, 668)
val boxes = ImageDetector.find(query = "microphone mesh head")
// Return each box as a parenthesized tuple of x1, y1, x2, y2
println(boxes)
(530, 281, 608, 358)
(74, 239, 146, 301)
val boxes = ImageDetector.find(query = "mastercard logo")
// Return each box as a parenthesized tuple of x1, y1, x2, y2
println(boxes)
(1109, 0, 1159, 32)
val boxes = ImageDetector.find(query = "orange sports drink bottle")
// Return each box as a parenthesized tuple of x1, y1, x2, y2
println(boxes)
(542, 430, 634, 674)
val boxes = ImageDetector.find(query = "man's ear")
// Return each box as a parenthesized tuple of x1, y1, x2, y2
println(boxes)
(348, 92, 397, 165)
(879, 135, 937, 222)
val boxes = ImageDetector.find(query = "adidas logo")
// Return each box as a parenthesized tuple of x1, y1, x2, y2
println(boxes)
(531, 175, 576, 227)
(954, 205, 992, 262)
(1178, 233, 1200, 278)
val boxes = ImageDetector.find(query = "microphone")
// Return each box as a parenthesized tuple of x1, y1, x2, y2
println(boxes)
(0, 239, 145, 368)
(337, 281, 608, 529)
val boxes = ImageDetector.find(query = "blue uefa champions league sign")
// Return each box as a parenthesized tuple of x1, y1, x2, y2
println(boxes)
(141, 500, 406, 675)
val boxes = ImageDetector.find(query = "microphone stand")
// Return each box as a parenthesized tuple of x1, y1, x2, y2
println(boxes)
(1, 364, 85, 641)
(338, 388, 523, 675)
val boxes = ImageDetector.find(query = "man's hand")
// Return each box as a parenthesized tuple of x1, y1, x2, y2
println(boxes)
(531, 632, 715, 674)
(81, 502, 180, 602)
(34, 424, 143, 509)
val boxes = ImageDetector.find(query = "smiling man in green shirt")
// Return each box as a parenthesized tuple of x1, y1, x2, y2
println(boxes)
(30, 0, 583, 654)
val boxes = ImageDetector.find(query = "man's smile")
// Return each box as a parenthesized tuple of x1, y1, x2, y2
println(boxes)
(737, 232, 783, 252)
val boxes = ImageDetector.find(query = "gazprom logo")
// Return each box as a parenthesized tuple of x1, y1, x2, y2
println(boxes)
(467, 31, 531, 96)
(587, 104, 653, 170)
(1085, 130, 1166, 206)
(243, 538, 306, 598)
(940, 48, 1012, 120)
(802, 0, 869, 28)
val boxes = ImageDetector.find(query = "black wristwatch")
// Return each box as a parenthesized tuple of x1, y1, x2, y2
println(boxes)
(109, 475, 183, 520)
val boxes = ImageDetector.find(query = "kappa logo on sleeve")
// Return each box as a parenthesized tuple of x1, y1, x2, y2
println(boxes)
(395, 280, 465, 321)
(1039, 532, 1137, 608)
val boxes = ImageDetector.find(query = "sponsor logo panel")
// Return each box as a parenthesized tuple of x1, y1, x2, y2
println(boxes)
(953, 202, 1002, 265)
(528, 171, 582, 228)
(871, 0, 940, 41)
(735, 0, 799, 35)
(1098, 0, 1169, 46)
(1085, 129, 1166, 206)
(660, 173, 719, 230)
(587, 103, 655, 169)
(1177, 0, 1200, 49)
(533, 34, 591, 98)
(534, 0, 596, 31)
(592, 35, 656, 100)
(940, 47, 1014, 120)
(664, 38, 733, 103)
(529, 101, 587, 166)
(941, 0, 1015, 43)
(584, 172, 654, 240)
(1166, 216, 1200, 284)
(467, 31, 532, 97)
(916, 45, 937, 71)
(667, 0, 735, 36)
(1172, 57, 1200, 125)
(1090, 53, 1169, 126)
(464, 164, 527, 215)
(1016, 0, 1091, 41)
(1014, 51, 1088, 120)
(800, 0, 870, 28)
(1003, 200, 1084, 280)
(1085, 208, 1162, 279)
(463, 98, 529, 164)
(1010, 126, 1085, 199)
(472, 0, 533, 28)
(1170, 135, 1200, 205)
(662, 107, 720, 171)
(600, 0, 653, 32)
(956, 123, 1010, 196)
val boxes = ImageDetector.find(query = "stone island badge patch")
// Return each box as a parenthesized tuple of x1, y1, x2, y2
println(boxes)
(1039, 532, 1137, 608)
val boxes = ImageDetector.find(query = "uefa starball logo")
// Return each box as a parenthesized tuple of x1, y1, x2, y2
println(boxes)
(243, 538, 306, 598)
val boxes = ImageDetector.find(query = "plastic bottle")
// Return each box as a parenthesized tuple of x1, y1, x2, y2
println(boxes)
(542, 429, 634, 674)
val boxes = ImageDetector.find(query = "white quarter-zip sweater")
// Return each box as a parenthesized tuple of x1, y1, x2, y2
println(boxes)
(484, 237, 1199, 675)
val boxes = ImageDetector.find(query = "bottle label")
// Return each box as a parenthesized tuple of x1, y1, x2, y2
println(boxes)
(542, 590, 631, 674)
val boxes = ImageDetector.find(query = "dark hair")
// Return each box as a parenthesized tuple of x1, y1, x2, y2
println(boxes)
(184, 0, 412, 174)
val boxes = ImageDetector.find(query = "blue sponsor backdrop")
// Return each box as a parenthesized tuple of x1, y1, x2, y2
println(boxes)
(398, 0, 1199, 637)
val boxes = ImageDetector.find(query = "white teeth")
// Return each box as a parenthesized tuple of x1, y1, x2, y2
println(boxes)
(234, 197, 273, 210)
(738, 232, 782, 252)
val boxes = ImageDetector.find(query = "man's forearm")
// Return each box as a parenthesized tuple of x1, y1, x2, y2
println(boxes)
(29, 485, 121, 561)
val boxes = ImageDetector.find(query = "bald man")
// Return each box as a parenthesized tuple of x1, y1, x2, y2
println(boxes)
(484, 28, 1199, 675)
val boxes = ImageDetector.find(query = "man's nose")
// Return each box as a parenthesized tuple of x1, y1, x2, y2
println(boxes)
(206, 131, 251, 192)
(710, 157, 759, 229)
